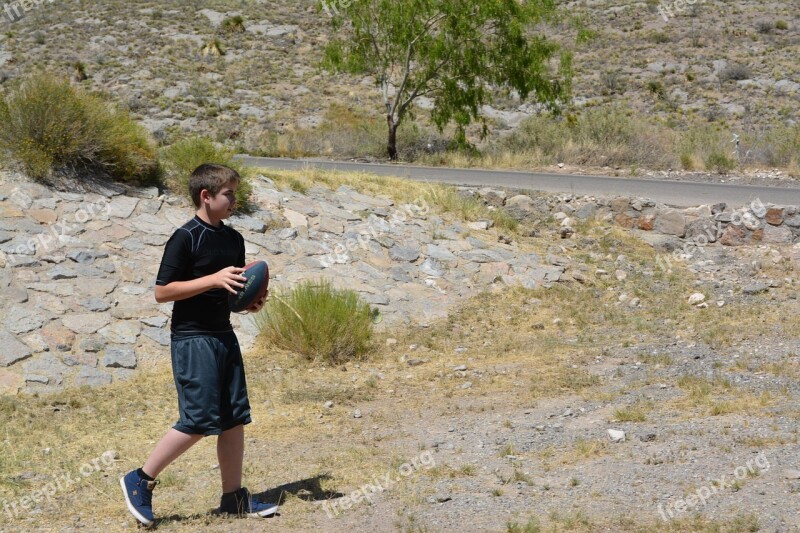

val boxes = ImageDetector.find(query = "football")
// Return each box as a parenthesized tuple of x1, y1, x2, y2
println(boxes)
(228, 260, 269, 312)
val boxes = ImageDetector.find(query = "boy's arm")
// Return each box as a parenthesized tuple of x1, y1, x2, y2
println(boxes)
(155, 266, 246, 303)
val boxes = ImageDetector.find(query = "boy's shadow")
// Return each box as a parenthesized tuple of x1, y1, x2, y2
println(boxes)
(254, 473, 343, 504)
(150, 474, 342, 529)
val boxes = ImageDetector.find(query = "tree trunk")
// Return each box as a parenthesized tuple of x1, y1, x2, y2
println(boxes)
(387, 115, 398, 161)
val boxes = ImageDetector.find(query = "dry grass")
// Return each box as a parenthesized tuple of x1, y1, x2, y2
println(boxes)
(0, 175, 792, 530)
(256, 166, 521, 233)
(669, 375, 775, 418)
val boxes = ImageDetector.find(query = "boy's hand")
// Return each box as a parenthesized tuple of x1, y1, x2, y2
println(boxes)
(246, 289, 269, 313)
(213, 266, 247, 295)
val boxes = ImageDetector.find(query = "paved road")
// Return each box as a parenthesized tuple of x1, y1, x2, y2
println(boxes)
(236, 156, 800, 208)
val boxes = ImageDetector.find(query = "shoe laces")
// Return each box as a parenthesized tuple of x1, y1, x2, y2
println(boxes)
(140, 479, 159, 507)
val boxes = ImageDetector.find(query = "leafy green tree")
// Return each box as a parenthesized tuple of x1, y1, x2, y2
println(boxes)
(321, 0, 572, 160)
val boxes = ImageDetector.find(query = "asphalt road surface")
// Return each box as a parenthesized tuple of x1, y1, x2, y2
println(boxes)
(237, 156, 800, 208)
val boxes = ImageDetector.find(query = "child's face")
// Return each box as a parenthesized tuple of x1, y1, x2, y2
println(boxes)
(204, 180, 238, 219)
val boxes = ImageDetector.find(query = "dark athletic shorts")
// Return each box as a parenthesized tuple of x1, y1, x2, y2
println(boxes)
(170, 331, 252, 436)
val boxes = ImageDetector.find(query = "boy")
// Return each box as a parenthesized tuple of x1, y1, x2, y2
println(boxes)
(120, 164, 276, 527)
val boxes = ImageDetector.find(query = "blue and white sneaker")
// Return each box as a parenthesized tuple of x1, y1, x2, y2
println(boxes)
(120, 470, 158, 527)
(218, 487, 278, 518)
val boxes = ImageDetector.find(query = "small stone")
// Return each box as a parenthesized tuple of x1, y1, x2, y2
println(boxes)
(688, 293, 705, 305)
(67, 250, 108, 264)
(461, 381, 472, 389)
(743, 283, 769, 295)
(784, 469, 800, 480)
(615, 270, 627, 281)
(324, 401, 334, 409)
(639, 433, 657, 442)
(407, 358, 427, 366)
(607, 429, 626, 442)
(386, 338, 398, 347)
(103, 346, 136, 369)
(389, 245, 421, 262)
(453, 365, 468, 371)
(353, 409, 362, 419)
(74, 367, 112, 387)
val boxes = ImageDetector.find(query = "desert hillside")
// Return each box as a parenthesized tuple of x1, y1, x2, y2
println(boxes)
(0, 0, 797, 170)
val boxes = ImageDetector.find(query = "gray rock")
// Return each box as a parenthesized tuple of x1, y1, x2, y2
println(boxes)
(103, 346, 137, 369)
(315, 216, 344, 234)
(574, 204, 597, 220)
(461, 250, 507, 263)
(127, 214, 172, 235)
(120, 238, 145, 251)
(22, 354, 69, 385)
(391, 267, 413, 283)
(477, 188, 507, 207)
(655, 209, 687, 237)
(0, 329, 33, 366)
(2, 287, 29, 304)
(229, 215, 267, 233)
(426, 244, 458, 262)
(0, 236, 37, 256)
(61, 313, 111, 334)
(5, 307, 45, 334)
(420, 257, 445, 277)
(684, 219, 718, 243)
(107, 197, 139, 218)
(743, 283, 769, 295)
(785, 215, 800, 228)
(75, 367, 112, 387)
(142, 327, 170, 346)
(25, 374, 49, 384)
(763, 225, 793, 244)
(80, 298, 110, 312)
(67, 250, 109, 264)
(140, 316, 168, 328)
(99, 321, 141, 344)
(389, 245, 420, 262)
(48, 265, 78, 280)
(275, 227, 298, 240)
(79, 337, 107, 353)
(136, 198, 163, 215)
(466, 237, 488, 249)
(361, 293, 390, 305)
(529, 266, 564, 282)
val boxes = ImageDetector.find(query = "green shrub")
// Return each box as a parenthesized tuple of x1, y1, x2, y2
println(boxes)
(647, 31, 670, 44)
(258, 104, 447, 161)
(160, 136, 252, 207)
(0, 73, 158, 183)
(705, 151, 737, 174)
(775, 20, 789, 30)
(496, 107, 677, 170)
(257, 279, 374, 364)
(220, 15, 245, 33)
(756, 20, 773, 34)
(719, 63, 751, 82)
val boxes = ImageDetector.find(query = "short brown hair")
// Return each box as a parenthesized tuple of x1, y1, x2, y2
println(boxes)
(188, 164, 240, 207)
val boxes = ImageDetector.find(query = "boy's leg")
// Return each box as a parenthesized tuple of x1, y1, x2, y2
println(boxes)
(144, 428, 204, 478)
(120, 430, 202, 527)
(218, 424, 244, 493)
